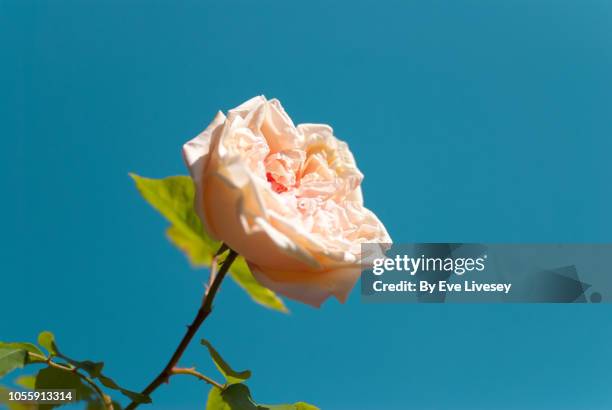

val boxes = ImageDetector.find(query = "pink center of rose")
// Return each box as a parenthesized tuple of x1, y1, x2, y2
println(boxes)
(266, 172, 289, 193)
(263, 149, 306, 194)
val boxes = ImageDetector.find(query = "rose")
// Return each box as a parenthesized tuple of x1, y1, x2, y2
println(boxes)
(183, 96, 391, 307)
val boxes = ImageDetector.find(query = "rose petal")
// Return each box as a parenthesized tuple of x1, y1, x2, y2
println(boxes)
(248, 264, 362, 307)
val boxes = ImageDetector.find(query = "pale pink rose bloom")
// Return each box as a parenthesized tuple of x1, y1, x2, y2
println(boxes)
(183, 96, 391, 307)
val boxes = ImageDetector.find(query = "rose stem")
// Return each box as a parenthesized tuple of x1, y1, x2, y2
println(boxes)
(124, 246, 238, 410)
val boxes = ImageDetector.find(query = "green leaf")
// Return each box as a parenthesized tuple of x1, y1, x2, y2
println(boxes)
(15, 375, 36, 389)
(98, 374, 151, 404)
(166, 225, 217, 266)
(266, 403, 320, 410)
(0, 342, 45, 364)
(206, 384, 260, 410)
(0, 342, 43, 357)
(205, 384, 319, 410)
(130, 174, 206, 246)
(117, 389, 150, 404)
(37, 331, 58, 356)
(229, 257, 288, 313)
(0, 347, 26, 377)
(35, 367, 96, 410)
(201, 340, 251, 385)
(74, 360, 104, 379)
(61, 358, 104, 379)
(131, 174, 288, 313)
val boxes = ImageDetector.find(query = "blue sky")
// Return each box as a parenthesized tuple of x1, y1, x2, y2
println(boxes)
(2, 1, 612, 409)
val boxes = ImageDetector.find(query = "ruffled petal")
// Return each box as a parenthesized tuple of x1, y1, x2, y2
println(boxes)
(248, 263, 362, 307)
(182, 111, 226, 238)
